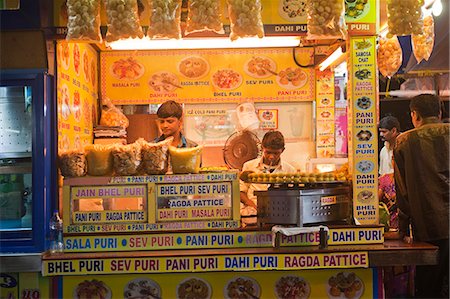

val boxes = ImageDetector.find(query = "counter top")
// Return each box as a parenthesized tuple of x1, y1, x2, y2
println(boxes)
(42, 239, 438, 267)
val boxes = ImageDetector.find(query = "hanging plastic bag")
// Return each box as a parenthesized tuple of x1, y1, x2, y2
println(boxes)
(378, 36, 403, 78)
(66, 0, 102, 43)
(105, 0, 144, 42)
(227, 0, 264, 41)
(412, 14, 434, 63)
(387, 0, 423, 36)
(99, 98, 129, 128)
(185, 0, 224, 35)
(306, 0, 346, 40)
(147, 0, 182, 39)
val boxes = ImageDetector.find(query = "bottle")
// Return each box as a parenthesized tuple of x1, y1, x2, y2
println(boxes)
(49, 210, 64, 254)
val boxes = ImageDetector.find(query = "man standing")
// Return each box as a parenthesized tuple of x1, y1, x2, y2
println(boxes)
(154, 100, 197, 148)
(378, 116, 401, 175)
(240, 130, 295, 224)
(393, 94, 449, 298)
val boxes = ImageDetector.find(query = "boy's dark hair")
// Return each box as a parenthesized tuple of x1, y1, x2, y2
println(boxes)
(410, 94, 441, 118)
(157, 100, 183, 119)
(262, 130, 285, 150)
(379, 115, 401, 131)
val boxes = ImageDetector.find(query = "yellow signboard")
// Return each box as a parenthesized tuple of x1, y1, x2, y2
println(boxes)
(43, 251, 369, 276)
(56, 41, 97, 152)
(100, 48, 315, 104)
(60, 269, 378, 299)
(315, 69, 336, 158)
(63, 173, 241, 233)
(63, 227, 384, 252)
(348, 36, 379, 225)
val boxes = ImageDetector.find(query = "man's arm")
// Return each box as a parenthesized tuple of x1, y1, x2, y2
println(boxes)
(240, 191, 257, 209)
(393, 143, 410, 240)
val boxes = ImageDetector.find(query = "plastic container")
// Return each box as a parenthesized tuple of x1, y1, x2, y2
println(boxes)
(49, 211, 64, 254)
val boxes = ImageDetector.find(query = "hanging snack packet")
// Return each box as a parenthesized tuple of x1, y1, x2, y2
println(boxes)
(412, 15, 434, 63)
(147, 0, 182, 39)
(112, 142, 141, 175)
(185, 0, 224, 34)
(99, 98, 129, 128)
(378, 36, 403, 78)
(66, 0, 102, 43)
(105, 0, 144, 42)
(387, 0, 423, 36)
(307, 0, 346, 40)
(227, 0, 264, 41)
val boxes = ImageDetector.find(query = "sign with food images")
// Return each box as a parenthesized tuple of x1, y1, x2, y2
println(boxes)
(348, 36, 379, 225)
(59, 268, 378, 299)
(315, 70, 335, 158)
(57, 41, 97, 152)
(258, 109, 279, 130)
(63, 227, 384, 252)
(0, 272, 50, 299)
(43, 251, 369, 276)
(100, 48, 315, 104)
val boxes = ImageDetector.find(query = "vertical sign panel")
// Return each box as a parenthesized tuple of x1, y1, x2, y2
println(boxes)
(348, 36, 379, 225)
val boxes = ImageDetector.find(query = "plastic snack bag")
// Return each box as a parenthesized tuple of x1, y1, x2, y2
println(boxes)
(169, 145, 203, 174)
(412, 14, 434, 63)
(387, 0, 423, 36)
(147, 0, 182, 39)
(85, 144, 115, 176)
(227, 0, 264, 41)
(307, 0, 346, 40)
(140, 137, 173, 174)
(378, 36, 403, 78)
(185, 0, 224, 35)
(112, 142, 141, 175)
(58, 150, 87, 177)
(105, 0, 144, 42)
(99, 98, 129, 128)
(66, 0, 102, 43)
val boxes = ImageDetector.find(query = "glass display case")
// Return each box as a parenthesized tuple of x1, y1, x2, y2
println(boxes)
(0, 71, 56, 253)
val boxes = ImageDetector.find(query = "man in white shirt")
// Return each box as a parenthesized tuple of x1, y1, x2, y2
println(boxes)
(378, 116, 401, 175)
(240, 131, 296, 224)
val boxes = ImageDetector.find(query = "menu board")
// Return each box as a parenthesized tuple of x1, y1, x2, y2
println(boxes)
(57, 41, 98, 151)
(348, 36, 379, 225)
(100, 48, 315, 104)
(315, 70, 335, 158)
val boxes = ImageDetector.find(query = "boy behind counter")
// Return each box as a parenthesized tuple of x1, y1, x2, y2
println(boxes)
(240, 130, 295, 224)
(154, 100, 197, 148)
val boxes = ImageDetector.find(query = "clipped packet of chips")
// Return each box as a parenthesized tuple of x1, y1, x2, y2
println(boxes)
(66, 0, 102, 43)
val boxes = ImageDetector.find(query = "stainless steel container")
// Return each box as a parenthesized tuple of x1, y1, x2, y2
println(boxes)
(256, 185, 351, 227)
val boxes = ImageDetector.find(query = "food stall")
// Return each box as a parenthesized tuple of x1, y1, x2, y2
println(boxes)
(1, 0, 443, 298)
